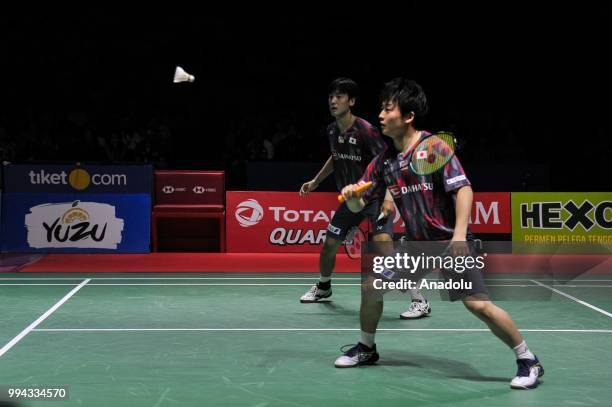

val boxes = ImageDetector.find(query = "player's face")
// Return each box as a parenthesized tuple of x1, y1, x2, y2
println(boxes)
(328, 92, 354, 118)
(378, 100, 405, 137)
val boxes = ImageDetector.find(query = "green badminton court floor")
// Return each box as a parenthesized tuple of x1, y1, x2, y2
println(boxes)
(1, 273, 611, 406)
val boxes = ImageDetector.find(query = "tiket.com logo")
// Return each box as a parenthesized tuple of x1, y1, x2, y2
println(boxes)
(235, 199, 264, 227)
(521, 200, 612, 231)
(28, 169, 127, 191)
(162, 186, 175, 194)
(68, 169, 91, 190)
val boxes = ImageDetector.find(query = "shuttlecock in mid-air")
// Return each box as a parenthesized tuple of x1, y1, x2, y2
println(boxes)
(173, 66, 195, 83)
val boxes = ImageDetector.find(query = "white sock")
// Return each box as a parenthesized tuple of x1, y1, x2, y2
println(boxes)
(513, 340, 535, 360)
(408, 288, 425, 302)
(319, 276, 331, 283)
(360, 331, 375, 348)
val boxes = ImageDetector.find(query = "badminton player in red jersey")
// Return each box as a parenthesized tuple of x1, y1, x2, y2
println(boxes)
(335, 78, 543, 390)
(299, 78, 431, 318)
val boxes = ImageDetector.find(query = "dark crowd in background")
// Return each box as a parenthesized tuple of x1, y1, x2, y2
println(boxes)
(1, 10, 610, 191)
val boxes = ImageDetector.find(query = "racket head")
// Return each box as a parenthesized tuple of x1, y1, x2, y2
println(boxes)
(409, 131, 457, 176)
(344, 226, 366, 259)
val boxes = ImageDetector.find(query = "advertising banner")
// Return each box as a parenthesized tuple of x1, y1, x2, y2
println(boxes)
(1, 164, 152, 253)
(511, 192, 612, 253)
(227, 191, 511, 253)
(4, 164, 151, 193)
(154, 170, 224, 206)
(390, 192, 511, 234)
(227, 191, 340, 253)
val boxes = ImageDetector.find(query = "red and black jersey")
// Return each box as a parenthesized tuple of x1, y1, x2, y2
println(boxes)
(328, 116, 386, 191)
(360, 131, 472, 240)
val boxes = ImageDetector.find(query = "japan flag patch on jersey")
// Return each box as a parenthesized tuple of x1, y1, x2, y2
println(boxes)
(416, 151, 428, 160)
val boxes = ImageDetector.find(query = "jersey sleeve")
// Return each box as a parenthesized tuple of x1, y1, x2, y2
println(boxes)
(442, 155, 471, 192)
(359, 155, 386, 203)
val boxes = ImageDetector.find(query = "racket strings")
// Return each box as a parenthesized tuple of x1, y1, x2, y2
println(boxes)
(410, 132, 456, 175)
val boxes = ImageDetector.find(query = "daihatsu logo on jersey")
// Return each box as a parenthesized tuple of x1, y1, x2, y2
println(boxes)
(389, 183, 434, 197)
(235, 199, 264, 227)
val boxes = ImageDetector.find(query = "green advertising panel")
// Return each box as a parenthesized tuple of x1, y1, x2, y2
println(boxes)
(512, 192, 612, 253)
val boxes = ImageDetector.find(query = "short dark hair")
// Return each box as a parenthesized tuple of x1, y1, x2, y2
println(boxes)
(380, 78, 428, 124)
(328, 77, 359, 100)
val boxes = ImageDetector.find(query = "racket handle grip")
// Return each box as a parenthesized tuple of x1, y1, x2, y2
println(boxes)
(338, 181, 373, 203)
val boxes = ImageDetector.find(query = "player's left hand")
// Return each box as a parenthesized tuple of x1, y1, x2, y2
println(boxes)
(379, 199, 395, 219)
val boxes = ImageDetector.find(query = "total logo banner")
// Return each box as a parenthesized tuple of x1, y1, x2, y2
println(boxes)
(228, 192, 342, 253)
(25, 201, 125, 249)
(226, 191, 510, 253)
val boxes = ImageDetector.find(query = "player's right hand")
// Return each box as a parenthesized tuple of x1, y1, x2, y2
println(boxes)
(340, 183, 361, 202)
(299, 179, 319, 196)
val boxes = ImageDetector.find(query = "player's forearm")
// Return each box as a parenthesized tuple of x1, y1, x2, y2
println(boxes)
(313, 156, 334, 184)
(453, 186, 473, 240)
(384, 188, 393, 202)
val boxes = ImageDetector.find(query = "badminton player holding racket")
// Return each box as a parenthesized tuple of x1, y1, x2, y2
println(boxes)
(335, 78, 543, 390)
(299, 78, 429, 314)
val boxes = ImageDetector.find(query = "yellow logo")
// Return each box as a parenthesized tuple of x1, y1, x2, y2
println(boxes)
(61, 206, 90, 224)
(68, 168, 91, 190)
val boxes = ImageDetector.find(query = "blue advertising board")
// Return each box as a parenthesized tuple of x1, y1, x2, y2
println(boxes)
(1, 164, 152, 253)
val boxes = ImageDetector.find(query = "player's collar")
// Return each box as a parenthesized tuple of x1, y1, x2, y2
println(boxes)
(397, 130, 428, 158)
(335, 116, 359, 134)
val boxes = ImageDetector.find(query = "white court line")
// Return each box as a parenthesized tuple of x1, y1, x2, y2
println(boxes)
(4, 283, 612, 288)
(531, 280, 612, 318)
(0, 284, 82, 286)
(0, 277, 362, 280)
(32, 328, 612, 333)
(85, 283, 541, 287)
(2, 276, 612, 281)
(1, 283, 589, 289)
(0, 283, 545, 287)
(0, 279, 90, 358)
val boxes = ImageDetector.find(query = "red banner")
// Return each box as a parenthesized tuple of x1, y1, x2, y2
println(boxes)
(154, 170, 224, 206)
(226, 191, 511, 252)
(386, 192, 511, 234)
(470, 192, 511, 233)
(227, 191, 342, 253)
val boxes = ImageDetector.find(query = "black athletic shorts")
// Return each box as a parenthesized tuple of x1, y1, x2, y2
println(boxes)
(326, 200, 394, 241)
